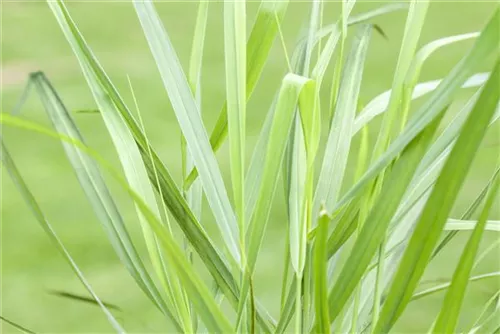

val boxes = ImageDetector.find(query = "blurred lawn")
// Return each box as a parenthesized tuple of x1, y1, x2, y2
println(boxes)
(1, 1, 499, 333)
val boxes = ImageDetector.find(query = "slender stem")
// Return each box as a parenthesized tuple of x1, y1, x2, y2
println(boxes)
(295, 274, 302, 334)
(280, 232, 291, 314)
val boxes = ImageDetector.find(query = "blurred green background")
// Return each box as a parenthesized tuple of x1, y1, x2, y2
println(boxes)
(1, 1, 499, 333)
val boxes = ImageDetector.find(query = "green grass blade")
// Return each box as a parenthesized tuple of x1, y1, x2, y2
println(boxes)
(433, 176, 500, 333)
(224, 0, 247, 259)
(48, 290, 121, 311)
(411, 272, 500, 302)
(351, 125, 371, 333)
(223, 0, 250, 330)
(286, 3, 323, 326)
(397, 32, 480, 132)
(184, 1, 209, 329)
(406, 32, 479, 89)
(325, 105, 443, 325)
(0, 316, 36, 334)
(0, 140, 125, 334)
(133, 0, 240, 263)
(188, 1, 209, 95)
(321, 9, 500, 217)
(312, 24, 372, 219)
(185, 0, 208, 218)
(374, 58, 500, 333)
(313, 210, 331, 333)
(26, 72, 180, 325)
(404, 32, 479, 101)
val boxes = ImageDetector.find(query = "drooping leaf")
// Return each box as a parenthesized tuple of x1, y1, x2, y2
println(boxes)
(0, 138, 125, 333)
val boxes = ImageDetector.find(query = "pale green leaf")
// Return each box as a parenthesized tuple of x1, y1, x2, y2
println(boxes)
(444, 219, 500, 232)
(224, 0, 247, 253)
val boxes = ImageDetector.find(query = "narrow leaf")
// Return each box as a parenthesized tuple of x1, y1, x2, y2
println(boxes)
(411, 272, 500, 301)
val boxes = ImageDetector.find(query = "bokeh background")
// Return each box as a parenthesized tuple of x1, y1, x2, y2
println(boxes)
(1, 1, 499, 333)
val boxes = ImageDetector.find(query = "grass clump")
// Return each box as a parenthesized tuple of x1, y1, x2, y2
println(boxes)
(1, 0, 499, 333)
